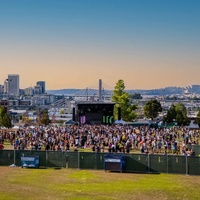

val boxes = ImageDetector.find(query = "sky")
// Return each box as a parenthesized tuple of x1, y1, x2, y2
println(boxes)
(0, 0, 200, 90)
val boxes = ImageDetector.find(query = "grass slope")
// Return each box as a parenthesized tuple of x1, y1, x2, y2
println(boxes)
(0, 167, 200, 200)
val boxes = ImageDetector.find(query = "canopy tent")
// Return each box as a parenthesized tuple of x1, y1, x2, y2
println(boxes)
(12, 125, 20, 130)
(114, 119, 126, 125)
(64, 119, 77, 125)
(0, 126, 7, 130)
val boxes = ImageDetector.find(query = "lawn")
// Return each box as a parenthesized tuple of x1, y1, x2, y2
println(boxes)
(0, 167, 200, 200)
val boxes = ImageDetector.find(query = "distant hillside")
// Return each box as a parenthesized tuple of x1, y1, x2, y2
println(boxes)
(47, 89, 81, 95)
(127, 87, 183, 95)
(47, 88, 113, 95)
(47, 86, 184, 96)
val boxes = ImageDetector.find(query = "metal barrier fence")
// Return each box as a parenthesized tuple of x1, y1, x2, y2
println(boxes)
(0, 150, 66, 168)
(1, 150, 200, 175)
(191, 145, 200, 157)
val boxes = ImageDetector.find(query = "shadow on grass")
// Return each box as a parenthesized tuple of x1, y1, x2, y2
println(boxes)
(105, 170, 160, 175)
(21, 166, 63, 170)
(21, 166, 47, 170)
(54, 167, 62, 170)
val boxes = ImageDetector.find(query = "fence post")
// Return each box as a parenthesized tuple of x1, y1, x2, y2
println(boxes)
(148, 153, 150, 173)
(78, 151, 80, 169)
(46, 151, 48, 167)
(63, 151, 66, 168)
(167, 154, 168, 174)
(95, 152, 97, 170)
(186, 155, 188, 175)
(14, 149, 16, 165)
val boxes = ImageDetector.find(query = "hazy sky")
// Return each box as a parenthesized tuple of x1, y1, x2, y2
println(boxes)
(0, 0, 200, 90)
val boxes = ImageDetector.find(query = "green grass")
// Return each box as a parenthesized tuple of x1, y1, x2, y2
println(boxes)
(0, 167, 200, 200)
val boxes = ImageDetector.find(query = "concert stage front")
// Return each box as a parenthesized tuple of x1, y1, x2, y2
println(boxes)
(76, 102, 115, 125)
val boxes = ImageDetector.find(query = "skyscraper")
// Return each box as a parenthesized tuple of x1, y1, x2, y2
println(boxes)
(7, 74, 20, 96)
(36, 81, 45, 94)
(0, 84, 3, 94)
(3, 79, 8, 94)
(34, 85, 42, 95)
(191, 85, 200, 94)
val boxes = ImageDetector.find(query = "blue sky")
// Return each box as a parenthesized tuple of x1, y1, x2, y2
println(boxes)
(0, 0, 200, 90)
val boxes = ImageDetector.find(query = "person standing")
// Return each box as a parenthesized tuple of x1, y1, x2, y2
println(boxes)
(0, 142, 4, 149)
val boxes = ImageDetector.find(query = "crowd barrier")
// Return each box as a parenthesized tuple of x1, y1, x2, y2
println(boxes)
(0, 150, 200, 175)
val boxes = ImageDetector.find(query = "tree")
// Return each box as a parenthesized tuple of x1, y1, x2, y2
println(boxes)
(39, 109, 51, 126)
(130, 93, 142, 100)
(51, 113, 56, 124)
(175, 102, 190, 126)
(194, 110, 200, 127)
(0, 106, 12, 128)
(111, 79, 137, 122)
(60, 109, 65, 114)
(143, 99, 162, 120)
(164, 102, 190, 126)
(22, 113, 31, 126)
(163, 104, 176, 123)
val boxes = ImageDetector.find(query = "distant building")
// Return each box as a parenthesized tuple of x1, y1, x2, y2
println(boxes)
(191, 85, 200, 94)
(24, 87, 34, 96)
(0, 85, 3, 94)
(19, 100, 31, 106)
(36, 81, 45, 94)
(34, 85, 42, 95)
(32, 96, 46, 106)
(0, 99, 8, 108)
(7, 74, 20, 96)
(19, 89, 25, 96)
(45, 94, 56, 104)
(3, 79, 8, 94)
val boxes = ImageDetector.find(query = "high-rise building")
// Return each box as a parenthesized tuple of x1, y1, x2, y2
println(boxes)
(34, 85, 42, 95)
(4, 79, 8, 94)
(24, 87, 34, 96)
(7, 74, 20, 96)
(36, 81, 45, 94)
(0, 84, 3, 94)
(191, 85, 200, 94)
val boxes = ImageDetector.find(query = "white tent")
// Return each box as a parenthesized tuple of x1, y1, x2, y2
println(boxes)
(12, 125, 20, 130)
(0, 127, 7, 130)
(114, 119, 126, 125)
(186, 120, 199, 129)
(64, 119, 77, 125)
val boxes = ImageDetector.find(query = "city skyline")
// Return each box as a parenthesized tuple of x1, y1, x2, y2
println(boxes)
(0, 0, 200, 90)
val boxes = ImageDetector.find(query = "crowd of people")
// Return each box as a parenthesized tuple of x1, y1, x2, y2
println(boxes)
(0, 124, 199, 156)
